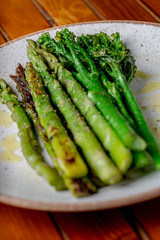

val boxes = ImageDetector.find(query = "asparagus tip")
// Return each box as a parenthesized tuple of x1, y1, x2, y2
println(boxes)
(132, 137, 147, 151)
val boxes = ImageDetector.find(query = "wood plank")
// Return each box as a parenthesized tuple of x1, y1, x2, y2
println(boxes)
(85, 0, 156, 22)
(0, 203, 63, 240)
(0, 0, 49, 40)
(53, 210, 139, 240)
(132, 198, 160, 240)
(36, 0, 99, 25)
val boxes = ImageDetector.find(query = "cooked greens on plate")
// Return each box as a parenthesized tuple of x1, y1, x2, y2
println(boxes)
(1, 28, 160, 197)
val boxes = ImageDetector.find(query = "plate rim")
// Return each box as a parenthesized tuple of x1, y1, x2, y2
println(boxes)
(0, 20, 160, 211)
(1, 187, 160, 211)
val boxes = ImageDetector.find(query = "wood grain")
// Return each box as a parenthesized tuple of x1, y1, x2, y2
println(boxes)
(0, 203, 63, 240)
(142, 0, 160, 15)
(53, 210, 139, 240)
(30, 0, 55, 26)
(0, 0, 49, 40)
(135, 0, 160, 22)
(85, 0, 156, 22)
(132, 198, 160, 240)
(0, 34, 6, 45)
(0, 25, 11, 42)
(37, 0, 99, 25)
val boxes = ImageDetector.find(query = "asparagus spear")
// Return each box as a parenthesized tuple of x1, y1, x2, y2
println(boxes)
(27, 43, 122, 184)
(132, 151, 152, 169)
(100, 72, 136, 129)
(34, 44, 133, 174)
(10, 64, 57, 163)
(37, 30, 146, 151)
(65, 177, 97, 197)
(0, 79, 66, 190)
(79, 31, 160, 169)
(25, 62, 88, 179)
(10, 64, 97, 196)
(99, 66, 151, 169)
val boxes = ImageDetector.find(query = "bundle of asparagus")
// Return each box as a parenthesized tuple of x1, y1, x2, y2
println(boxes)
(1, 28, 159, 197)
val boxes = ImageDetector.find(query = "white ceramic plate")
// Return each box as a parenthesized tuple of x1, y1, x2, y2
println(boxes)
(0, 21, 160, 211)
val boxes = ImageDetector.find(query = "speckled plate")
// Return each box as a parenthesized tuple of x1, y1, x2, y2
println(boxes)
(0, 21, 160, 211)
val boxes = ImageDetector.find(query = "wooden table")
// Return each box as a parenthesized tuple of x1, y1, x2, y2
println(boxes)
(0, 0, 160, 239)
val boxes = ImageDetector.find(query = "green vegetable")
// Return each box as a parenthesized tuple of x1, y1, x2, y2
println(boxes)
(10, 64, 97, 196)
(132, 151, 152, 169)
(0, 79, 66, 190)
(100, 72, 136, 129)
(25, 62, 88, 179)
(27, 41, 122, 184)
(36, 45, 133, 174)
(37, 30, 146, 151)
(65, 177, 97, 197)
(10, 64, 57, 164)
(79, 31, 160, 169)
(39, 40, 150, 171)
